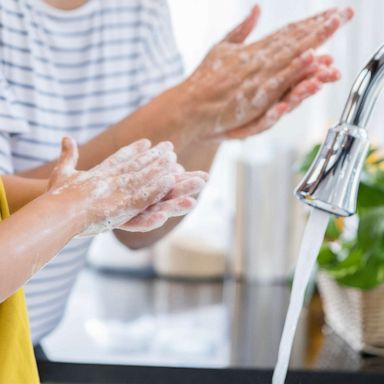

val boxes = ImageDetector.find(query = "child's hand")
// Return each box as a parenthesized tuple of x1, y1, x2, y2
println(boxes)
(119, 170, 209, 232)
(48, 137, 208, 236)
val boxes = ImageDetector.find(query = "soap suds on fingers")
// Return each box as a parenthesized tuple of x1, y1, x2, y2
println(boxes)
(49, 137, 208, 237)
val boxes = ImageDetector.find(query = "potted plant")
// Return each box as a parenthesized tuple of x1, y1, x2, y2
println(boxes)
(300, 145, 384, 355)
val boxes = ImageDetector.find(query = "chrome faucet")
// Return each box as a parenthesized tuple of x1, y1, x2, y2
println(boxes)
(295, 44, 384, 217)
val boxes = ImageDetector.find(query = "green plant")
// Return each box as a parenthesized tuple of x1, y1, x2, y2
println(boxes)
(300, 145, 384, 290)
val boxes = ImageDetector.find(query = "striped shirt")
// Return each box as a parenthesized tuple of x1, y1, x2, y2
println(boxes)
(0, 0, 183, 344)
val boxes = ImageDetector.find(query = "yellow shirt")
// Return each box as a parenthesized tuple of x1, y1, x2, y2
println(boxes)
(0, 179, 39, 383)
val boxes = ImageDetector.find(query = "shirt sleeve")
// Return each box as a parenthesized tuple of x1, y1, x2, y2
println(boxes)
(138, 0, 185, 105)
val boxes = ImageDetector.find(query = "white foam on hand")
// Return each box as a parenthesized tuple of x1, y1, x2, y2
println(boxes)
(183, 7, 353, 141)
(48, 138, 208, 237)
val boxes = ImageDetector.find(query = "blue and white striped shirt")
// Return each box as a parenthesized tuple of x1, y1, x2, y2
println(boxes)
(0, 0, 183, 344)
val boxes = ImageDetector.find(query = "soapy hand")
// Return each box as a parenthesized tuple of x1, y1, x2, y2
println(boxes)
(183, 6, 353, 140)
(48, 137, 208, 236)
(120, 170, 208, 232)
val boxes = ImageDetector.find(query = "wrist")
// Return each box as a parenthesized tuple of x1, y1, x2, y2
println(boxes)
(175, 79, 200, 121)
(173, 79, 226, 146)
(42, 190, 90, 236)
(167, 80, 207, 144)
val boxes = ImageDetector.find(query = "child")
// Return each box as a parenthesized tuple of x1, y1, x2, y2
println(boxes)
(0, 136, 207, 382)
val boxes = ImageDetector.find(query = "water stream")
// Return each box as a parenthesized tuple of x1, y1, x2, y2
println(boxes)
(272, 209, 330, 384)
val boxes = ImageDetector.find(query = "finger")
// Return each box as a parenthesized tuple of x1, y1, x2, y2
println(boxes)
(314, 65, 340, 83)
(166, 176, 207, 200)
(301, 62, 340, 84)
(223, 5, 260, 44)
(109, 141, 176, 177)
(246, 49, 315, 112)
(294, 53, 338, 82)
(169, 163, 185, 176)
(50, 136, 79, 187)
(95, 138, 151, 174)
(118, 151, 177, 190)
(279, 8, 353, 64)
(284, 77, 323, 112)
(302, 54, 333, 76)
(121, 141, 174, 173)
(120, 211, 169, 232)
(150, 196, 197, 215)
(316, 54, 333, 66)
(226, 76, 324, 139)
(244, 8, 337, 58)
(176, 171, 209, 183)
(128, 174, 177, 211)
(257, 9, 339, 59)
(59, 136, 78, 172)
(120, 196, 197, 232)
(225, 102, 289, 139)
(246, 7, 353, 72)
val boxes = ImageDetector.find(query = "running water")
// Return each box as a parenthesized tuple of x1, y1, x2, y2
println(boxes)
(272, 209, 330, 384)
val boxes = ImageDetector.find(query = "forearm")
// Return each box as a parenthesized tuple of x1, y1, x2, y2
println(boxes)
(17, 84, 218, 249)
(0, 193, 84, 302)
(2, 176, 48, 213)
(19, 84, 195, 179)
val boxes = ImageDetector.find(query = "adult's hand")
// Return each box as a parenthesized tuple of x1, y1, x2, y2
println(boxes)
(181, 6, 353, 140)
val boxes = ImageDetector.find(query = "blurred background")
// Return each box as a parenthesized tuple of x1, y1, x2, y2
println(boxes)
(41, 0, 384, 372)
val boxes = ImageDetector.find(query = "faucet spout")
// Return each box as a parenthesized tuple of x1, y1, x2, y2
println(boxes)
(295, 44, 384, 217)
(340, 44, 384, 128)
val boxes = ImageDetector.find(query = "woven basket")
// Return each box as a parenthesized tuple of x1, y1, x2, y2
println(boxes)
(318, 272, 384, 356)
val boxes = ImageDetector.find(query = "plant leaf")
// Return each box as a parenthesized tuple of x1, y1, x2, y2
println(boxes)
(335, 256, 384, 290)
(300, 144, 384, 290)
(357, 207, 384, 258)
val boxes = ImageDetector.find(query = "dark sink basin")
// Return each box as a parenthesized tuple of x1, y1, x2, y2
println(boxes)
(38, 361, 384, 384)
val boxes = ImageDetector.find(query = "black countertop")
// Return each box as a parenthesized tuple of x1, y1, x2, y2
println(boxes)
(38, 361, 384, 384)
(39, 267, 384, 382)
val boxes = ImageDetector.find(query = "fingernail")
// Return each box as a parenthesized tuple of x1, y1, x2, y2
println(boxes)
(251, 5, 260, 16)
(339, 7, 354, 24)
(316, 67, 340, 82)
(178, 197, 196, 210)
(275, 102, 289, 114)
(333, 69, 341, 80)
(325, 68, 341, 81)
(308, 79, 321, 93)
(137, 138, 152, 149)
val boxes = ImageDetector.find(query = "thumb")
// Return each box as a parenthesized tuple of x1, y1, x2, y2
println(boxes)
(223, 5, 260, 44)
(49, 136, 79, 188)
